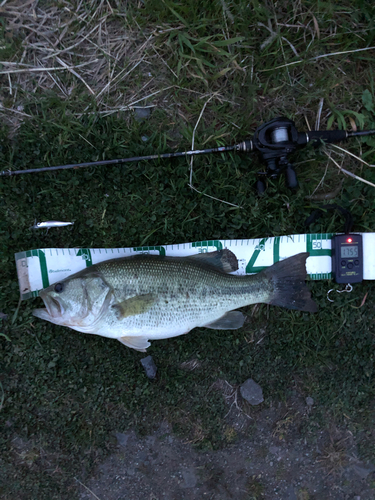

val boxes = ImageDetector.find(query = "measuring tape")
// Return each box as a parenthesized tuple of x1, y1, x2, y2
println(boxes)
(15, 233, 375, 300)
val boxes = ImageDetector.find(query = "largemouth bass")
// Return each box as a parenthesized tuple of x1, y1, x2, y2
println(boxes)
(33, 250, 317, 351)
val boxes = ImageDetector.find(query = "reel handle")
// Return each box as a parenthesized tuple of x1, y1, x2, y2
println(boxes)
(255, 179, 267, 195)
(285, 164, 298, 189)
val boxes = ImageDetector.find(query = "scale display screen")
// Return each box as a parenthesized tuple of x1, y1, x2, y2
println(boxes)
(341, 245, 358, 258)
(333, 234, 363, 284)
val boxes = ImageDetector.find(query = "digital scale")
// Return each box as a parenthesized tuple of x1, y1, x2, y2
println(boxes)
(15, 233, 371, 300)
(332, 234, 363, 284)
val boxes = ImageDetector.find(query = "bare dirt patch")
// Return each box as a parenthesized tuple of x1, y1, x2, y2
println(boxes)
(78, 394, 375, 500)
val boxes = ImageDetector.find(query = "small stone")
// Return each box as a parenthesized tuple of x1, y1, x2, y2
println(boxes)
(134, 107, 151, 121)
(141, 355, 157, 379)
(269, 446, 280, 455)
(181, 468, 197, 488)
(115, 432, 130, 448)
(240, 378, 264, 405)
(351, 463, 375, 479)
(306, 397, 314, 406)
(127, 467, 136, 476)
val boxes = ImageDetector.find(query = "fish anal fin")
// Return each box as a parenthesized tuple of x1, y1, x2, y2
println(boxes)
(203, 311, 245, 330)
(112, 293, 155, 319)
(118, 336, 151, 352)
(188, 249, 238, 273)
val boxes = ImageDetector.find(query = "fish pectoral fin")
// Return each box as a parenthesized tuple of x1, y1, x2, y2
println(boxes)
(118, 336, 151, 352)
(203, 311, 246, 330)
(188, 249, 238, 273)
(112, 293, 156, 319)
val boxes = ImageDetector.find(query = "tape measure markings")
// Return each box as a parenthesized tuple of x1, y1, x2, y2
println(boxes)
(15, 233, 374, 300)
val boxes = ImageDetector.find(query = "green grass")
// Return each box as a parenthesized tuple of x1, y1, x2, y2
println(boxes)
(1, 0, 375, 498)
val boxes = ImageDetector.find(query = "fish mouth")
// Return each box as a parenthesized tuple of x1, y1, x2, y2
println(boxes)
(33, 292, 64, 320)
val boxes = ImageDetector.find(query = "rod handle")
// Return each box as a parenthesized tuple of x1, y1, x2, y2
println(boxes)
(306, 129, 348, 144)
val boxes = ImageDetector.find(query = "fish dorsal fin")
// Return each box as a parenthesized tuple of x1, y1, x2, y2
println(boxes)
(118, 336, 151, 352)
(203, 311, 245, 330)
(188, 249, 238, 273)
(112, 293, 156, 319)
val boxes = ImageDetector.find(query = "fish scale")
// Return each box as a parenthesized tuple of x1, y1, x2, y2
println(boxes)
(97, 256, 269, 335)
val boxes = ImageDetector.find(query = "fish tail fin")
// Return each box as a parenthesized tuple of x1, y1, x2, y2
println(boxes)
(262, 252, 318, 313)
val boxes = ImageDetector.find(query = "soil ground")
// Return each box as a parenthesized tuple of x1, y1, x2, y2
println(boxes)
(77, 390, 375, 500)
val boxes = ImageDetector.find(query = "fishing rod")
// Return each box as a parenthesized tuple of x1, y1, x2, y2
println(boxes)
(1, 116, 374, 194)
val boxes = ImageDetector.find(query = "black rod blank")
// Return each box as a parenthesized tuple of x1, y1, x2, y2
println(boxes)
(347, 130, 375, 137)
(0, 145, 236, 177)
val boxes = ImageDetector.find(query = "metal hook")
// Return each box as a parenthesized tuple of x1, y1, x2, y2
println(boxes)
(338, 283, 353, 294)
(327, 283, 353, 302)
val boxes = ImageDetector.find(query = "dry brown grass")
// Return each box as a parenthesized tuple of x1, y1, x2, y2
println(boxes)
(0, 0, 178, 129)
(317, 435, 349, 476)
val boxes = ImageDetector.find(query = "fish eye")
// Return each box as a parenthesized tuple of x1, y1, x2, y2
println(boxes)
(54, 283, 64, 293)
